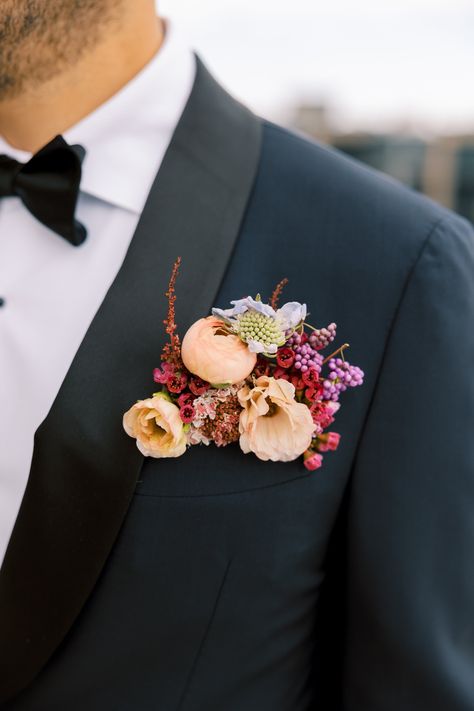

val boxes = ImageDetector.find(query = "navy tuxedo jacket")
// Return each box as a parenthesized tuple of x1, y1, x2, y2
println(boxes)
(1, 58, 474, 711)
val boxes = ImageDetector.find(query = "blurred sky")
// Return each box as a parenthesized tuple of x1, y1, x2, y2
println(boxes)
(158, 0, 473, 135)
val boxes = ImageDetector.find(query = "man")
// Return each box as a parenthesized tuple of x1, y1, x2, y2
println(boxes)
(0, 1, 473, 709)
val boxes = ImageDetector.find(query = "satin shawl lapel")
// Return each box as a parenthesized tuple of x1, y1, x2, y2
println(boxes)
(0, 57, 262, 703)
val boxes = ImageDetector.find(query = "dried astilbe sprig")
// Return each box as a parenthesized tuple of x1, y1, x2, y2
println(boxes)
(270, 277, 289, 310)
(162, 256, 184, 367)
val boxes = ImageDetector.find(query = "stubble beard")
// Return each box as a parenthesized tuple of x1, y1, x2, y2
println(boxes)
(0, 0, 121, 101)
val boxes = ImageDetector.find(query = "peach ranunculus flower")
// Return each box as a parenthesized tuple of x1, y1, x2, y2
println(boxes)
(123, 394, 187, 458)
(238, 376, 314, 462)
(181, 316, 257, 386)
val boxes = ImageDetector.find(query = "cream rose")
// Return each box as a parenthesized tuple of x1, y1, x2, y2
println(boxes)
(123, 395, 187, 458)
(238, 376, 314, 462)
(181, 316, 257, 385)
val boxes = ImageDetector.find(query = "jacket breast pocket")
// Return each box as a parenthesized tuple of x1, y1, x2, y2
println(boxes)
(135, 441, 318, 498)
(132, 442, 348, 586)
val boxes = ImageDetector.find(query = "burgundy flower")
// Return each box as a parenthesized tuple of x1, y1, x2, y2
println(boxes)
(276, 347, 295, 369)
(305, 380, 323, 399)
(153, 362, 174, 384)
(253, 357, 271, 378)
(273, 367, 290, 381)
(310, 402, 335, 429)
(290, 374, 305, 391)
(178, 392, 194, 408)
(189, 376, 210, 396)
(301, 366, 320, 387)
(167, 371, 188, 394)
(305, 386, 320, 402)
(180, 404, 196, 424)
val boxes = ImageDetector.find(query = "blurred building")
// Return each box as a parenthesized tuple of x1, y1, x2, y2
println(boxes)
(291, 104, 474, 223)
(455, 141, 474, 223)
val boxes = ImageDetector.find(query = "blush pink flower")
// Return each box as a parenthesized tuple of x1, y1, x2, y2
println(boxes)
(237, 376, 314, 462)
(181, 316, 257, 385)
(123, 395, 187, 458)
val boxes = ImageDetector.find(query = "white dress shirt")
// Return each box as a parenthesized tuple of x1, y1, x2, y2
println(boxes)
(0, 20, 196, 566)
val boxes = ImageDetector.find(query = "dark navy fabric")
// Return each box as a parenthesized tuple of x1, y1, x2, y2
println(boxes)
(5, 121, 474, 710)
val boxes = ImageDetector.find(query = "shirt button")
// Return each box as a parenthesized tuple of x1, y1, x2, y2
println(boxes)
(0, 297, 5, 307)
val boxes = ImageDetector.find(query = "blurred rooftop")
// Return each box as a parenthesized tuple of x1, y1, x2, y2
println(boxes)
(290, 101, 474, 222)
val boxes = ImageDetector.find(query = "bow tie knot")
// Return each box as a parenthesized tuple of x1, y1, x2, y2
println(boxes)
(0, 135, 88, 246)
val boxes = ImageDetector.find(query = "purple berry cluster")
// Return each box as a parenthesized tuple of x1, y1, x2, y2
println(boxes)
(285, 332, 302, 347)
(286, 332, 324, 373)
(323, 358, 365, 401)
(309, 323, 337, 351)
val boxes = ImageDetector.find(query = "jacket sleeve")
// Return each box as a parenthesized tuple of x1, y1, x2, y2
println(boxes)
(343, 214, 474, 710)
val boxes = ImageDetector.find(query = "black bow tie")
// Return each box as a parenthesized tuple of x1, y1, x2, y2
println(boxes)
(0, 135, 87, 246)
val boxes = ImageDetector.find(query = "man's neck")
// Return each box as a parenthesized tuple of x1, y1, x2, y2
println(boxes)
(0, 9, 165, 154)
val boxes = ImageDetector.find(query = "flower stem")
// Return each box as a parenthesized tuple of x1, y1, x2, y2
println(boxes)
(322, 343, 350, 365)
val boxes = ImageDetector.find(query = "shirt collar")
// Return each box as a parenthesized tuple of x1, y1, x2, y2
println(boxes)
(0, 19, 196, 215)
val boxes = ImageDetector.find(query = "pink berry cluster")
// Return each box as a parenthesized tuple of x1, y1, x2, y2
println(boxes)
(286, 332, 324, 373)
(308, 322, 337, 350)
(322, 358, 365, 401)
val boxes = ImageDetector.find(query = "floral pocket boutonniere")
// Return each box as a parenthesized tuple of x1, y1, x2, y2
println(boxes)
(123, 258, 364, 470)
